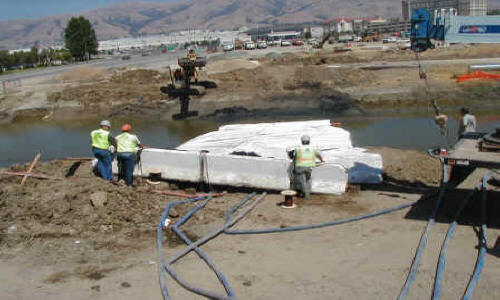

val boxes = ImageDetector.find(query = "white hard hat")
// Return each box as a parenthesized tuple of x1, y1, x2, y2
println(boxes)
(100, 120, 111, 127)
(301, 135, 310, 144)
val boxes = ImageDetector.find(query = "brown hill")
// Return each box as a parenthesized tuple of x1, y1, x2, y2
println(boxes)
(1, 0, 498, 50)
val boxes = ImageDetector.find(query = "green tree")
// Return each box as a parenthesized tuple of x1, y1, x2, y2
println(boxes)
(64, 16, 98, 61)
(59, 50, 73, 63)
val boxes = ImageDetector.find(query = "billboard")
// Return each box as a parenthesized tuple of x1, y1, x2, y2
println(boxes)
(446, 16, 500, 43)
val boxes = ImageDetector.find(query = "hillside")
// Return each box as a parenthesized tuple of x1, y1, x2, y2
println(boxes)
(1, 0, 499, 50)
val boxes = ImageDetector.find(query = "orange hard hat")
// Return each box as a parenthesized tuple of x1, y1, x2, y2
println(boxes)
(121, 124, 131, 132)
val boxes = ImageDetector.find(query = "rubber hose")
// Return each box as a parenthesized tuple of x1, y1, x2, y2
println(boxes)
(432, 187, 478, 300)
(225, 199, 418, 235)
(171, 197, 236, 297)
(157, 196, 206, 300)
(463, 173, 490, 300)
(398, 165, 448, 300)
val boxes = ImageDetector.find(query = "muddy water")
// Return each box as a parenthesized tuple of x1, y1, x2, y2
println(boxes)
(1, 110, 499, 167)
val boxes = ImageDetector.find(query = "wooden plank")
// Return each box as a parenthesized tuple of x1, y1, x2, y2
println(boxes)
(21, 153, 40, 186)
(63, 157, 94, 161)
(2, 172, 62, 180)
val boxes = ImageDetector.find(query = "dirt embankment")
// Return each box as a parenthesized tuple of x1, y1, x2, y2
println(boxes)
(0, 147, 441, 282)
(2, 44, 500, 122)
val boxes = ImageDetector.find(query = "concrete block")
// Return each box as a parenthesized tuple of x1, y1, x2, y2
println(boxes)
(113, 149, 202, 182)
(140, 149, 201, 182)
(311, 164, 348, 195)
(205, 154, 291, 190)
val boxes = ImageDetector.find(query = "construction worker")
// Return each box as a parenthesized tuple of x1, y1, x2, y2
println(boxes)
(90, 120, 116, 181)
(458, 107, 477, 138)
(187, 48, 197, 60)
(116, 124, 144, 186)
(288, 135, 324, 199)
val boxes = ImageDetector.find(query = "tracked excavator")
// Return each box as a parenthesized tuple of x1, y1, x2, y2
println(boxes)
(160, 49, 217, 120)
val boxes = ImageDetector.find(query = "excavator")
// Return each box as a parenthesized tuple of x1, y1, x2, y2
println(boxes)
(160, 49, 217, 120)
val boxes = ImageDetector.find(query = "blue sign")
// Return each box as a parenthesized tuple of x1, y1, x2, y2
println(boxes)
(459, 25, 500, 34)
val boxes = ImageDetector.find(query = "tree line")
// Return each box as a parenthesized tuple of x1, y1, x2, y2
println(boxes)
(0, 48, 73, 72)
(1, 16, 98, 72)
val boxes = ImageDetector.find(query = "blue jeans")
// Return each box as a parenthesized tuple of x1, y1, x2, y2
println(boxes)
(117, 152, 136, 186)
(92, 148, 113, 181)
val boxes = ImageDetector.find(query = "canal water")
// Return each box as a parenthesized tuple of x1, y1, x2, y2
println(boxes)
(1, 110, 499, 167)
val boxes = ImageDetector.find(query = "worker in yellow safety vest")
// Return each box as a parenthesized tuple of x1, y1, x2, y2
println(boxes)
(287, 135, 324, 199)
(90, 120, 116, 181)
(115, 124, 145, 186)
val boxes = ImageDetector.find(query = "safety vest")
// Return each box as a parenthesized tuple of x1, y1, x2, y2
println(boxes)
(91, 129, 111, 150)
(116, 132, 138, 153)
(295, 146, 316, 168)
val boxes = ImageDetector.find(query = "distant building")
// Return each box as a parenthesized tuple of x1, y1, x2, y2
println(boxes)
(324, 17, 410, 36)
(266, 31, 301, 41)
(402, 0, 488, 20)
(365, 18, 411, 35)
(309, 26, 324, 39)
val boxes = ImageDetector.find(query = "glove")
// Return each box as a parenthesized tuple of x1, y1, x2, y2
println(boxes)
(108, 145, 116, 153)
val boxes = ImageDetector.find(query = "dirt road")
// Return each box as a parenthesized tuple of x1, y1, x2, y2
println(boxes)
(1, 147, 499, 299)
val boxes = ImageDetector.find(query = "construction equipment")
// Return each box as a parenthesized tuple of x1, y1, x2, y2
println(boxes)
(410, 9, 446, 52)
(315, 31, 338, 49)
(410, 8, 448, 137)
(362, 34, 381, 42)
(160, 51, 217, 120)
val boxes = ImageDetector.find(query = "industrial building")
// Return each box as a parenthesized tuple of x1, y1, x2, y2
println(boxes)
(325, 17, 411, 36)
(265, 31, 301, 41)
(402, 0, 488, 20)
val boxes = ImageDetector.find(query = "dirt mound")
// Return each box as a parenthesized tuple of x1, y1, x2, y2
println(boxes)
(371, 147, 442, 187)
(110, 69, 170, 85)
(206, 59, 260, 74)
(54, 67, 107, 82)
(48, 69, 171, 107)
(0, 160, 220, 252)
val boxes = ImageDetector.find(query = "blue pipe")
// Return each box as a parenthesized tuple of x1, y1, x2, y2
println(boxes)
(161, 193, 260, 300)
(398, 165, 448, 300)
(157, 196, 206, 300)
(432, 187, 478, 300)
(171, 197, 236, 297)
(463, 174, 490, 300)
(225, 199, 418, 235)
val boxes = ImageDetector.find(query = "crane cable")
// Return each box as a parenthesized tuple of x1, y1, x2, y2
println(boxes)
(414, 51, 452, 146)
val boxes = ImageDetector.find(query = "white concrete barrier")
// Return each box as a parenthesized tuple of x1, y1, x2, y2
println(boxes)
(312, 164, 348, 195)
(140, 149, 201, 182)
(113, 149, 202, 182)
(111, 148, 349, 194)
(205, 154, 291, 190)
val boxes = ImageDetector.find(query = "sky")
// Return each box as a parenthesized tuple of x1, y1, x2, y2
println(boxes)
(0, 0, 179, 21)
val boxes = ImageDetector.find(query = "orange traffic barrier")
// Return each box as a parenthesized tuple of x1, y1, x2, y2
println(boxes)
(457, 71, 500, 82)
